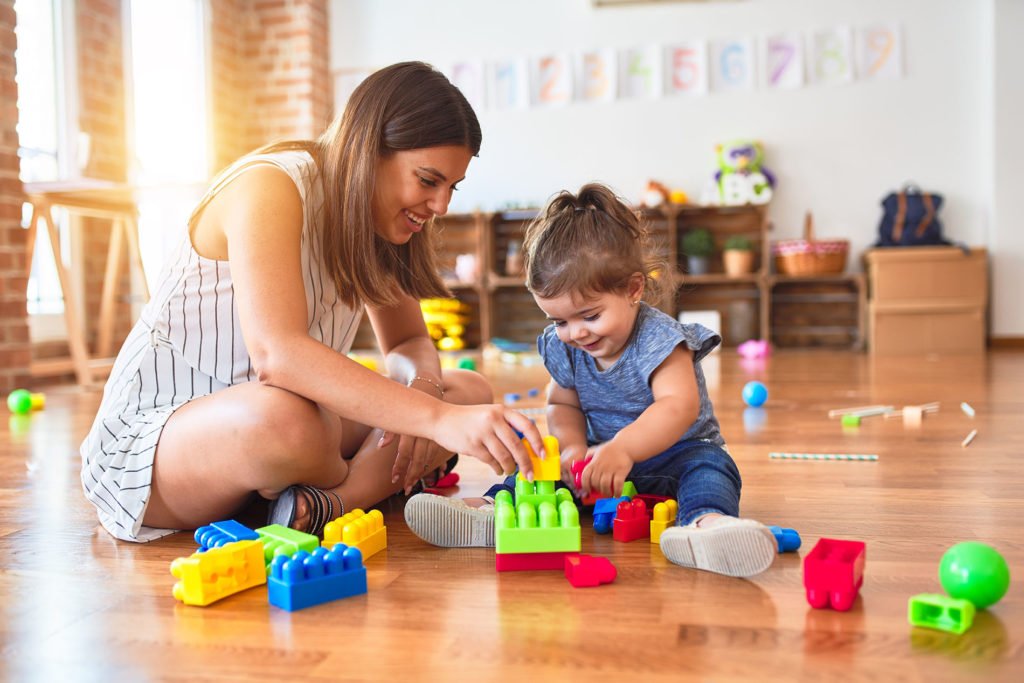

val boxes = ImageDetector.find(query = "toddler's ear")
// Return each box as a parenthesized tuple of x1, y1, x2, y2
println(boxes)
(628, 272, 645, 301)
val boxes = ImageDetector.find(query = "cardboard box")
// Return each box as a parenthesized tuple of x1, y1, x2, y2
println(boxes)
(864, 247, 987, 307)
(864, 247, 988, 355)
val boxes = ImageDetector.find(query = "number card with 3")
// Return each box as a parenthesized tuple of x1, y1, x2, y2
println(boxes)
(576, 50, 617, 103)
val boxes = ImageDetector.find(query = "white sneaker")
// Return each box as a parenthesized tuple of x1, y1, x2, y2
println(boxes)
(404, 493, 495, 548)
(659, 516, 777, 577)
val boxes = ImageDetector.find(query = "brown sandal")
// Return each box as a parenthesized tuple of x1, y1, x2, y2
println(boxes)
(267, 484, 344, 537)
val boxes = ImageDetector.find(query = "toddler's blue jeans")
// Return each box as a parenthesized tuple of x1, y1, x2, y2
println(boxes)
(483, 439, 742, 526)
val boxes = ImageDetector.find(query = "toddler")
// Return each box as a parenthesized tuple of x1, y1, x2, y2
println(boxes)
(405, 184, 776, 577)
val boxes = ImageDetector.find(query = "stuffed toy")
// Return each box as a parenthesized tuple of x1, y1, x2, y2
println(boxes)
(702, 140, 775, 206)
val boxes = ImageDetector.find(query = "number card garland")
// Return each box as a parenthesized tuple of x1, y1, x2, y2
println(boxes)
(333, 23, 905, 112)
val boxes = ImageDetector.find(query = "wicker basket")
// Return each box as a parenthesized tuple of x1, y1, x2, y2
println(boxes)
(773, 212, 849, 275)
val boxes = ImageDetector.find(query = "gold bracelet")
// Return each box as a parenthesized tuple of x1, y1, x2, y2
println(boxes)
(408, 375, 445, 398)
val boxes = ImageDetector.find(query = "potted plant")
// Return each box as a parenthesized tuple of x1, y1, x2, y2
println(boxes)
(681, 228, 714, 275)
(723, 235, 756, 276)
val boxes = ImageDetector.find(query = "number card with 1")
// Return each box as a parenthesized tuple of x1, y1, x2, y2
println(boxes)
(489, 59, 530, 110)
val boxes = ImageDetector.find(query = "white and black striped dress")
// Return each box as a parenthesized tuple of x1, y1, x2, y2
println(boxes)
(80, 150, 364, 542)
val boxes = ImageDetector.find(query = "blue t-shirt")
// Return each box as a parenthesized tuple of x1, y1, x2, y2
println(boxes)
(537, 302, 724, 447)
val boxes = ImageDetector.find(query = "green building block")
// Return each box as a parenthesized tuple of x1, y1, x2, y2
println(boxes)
(514, 478, 558, 509)
(256, 524, 320, 568)
(621, 481, 638, 499)
(908, 593, 976, 634)
(495, 490, 580, 554)
(841, 414, 861, 427)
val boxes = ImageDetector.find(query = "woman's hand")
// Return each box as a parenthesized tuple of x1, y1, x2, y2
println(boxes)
(580, 441, 634, 498)
(382, 378, 450, 494)
(433, 403, 543, 480)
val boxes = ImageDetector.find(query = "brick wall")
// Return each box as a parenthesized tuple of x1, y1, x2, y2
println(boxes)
(210, 0, 331, 171)
(77, 0, 131, 350)
(0, 0, 30, 393)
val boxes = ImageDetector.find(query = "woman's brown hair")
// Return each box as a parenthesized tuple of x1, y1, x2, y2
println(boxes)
(190, 61, 481, 308)
(522, 183, 668, 302)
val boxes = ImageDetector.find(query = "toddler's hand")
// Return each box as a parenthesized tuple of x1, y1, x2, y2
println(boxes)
(580, 442, 633, 498)
(559, 444, 588, 491)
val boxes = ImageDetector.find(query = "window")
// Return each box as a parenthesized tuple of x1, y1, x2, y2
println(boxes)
(124, 0, 210, 292)
(15, 0, 77, 320)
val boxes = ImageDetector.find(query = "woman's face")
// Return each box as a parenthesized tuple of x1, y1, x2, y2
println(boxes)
(371, 145, 473, 245)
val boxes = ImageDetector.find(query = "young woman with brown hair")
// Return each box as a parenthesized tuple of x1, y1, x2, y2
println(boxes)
(80, 62, 542, 542)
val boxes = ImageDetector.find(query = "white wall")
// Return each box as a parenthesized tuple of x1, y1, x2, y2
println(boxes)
(991, 0, 1024, 337)
(329, 0, 1022, 335)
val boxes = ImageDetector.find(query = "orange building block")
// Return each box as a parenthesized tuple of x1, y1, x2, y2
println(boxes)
(323, 509, 387, 560)
(171, 539, 267, 606)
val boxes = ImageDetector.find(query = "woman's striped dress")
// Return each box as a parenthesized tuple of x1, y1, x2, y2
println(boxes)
(80, 150, 363, 542)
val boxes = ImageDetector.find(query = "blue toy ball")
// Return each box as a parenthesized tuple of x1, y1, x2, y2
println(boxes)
(742, 381, 768, 407)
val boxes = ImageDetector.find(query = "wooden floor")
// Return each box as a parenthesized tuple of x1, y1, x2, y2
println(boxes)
(1, 349, 1021, 682)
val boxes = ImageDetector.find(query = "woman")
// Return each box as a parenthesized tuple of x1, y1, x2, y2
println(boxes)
(80, 62, 542, 543)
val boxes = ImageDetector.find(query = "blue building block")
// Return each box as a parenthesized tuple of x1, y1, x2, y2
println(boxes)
(268, 544, 367, 612)
(769, 526, 802, 553)
(527, 388, 540, 397)
(504, 392, 522, 403)
(194, 519, 259, 553)
(592, 496, 629, 534)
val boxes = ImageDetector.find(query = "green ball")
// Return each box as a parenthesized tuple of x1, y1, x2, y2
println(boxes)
(939, 541, 1010, 609)
(7, 389, 32, 415)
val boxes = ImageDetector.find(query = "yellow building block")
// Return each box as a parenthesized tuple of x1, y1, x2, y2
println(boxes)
(171, 539, 267, 606)
(323, 508, 387, 560)
(650, 500, 679, 544)
(522, 434, 561, 482)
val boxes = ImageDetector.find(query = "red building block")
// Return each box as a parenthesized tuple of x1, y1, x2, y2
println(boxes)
(634, 494, 671, 519)
(612, 498, 649, 543)
(565, 554, 617, 588)
(803, 538, 866, 611)
(495, 551, 574, 572)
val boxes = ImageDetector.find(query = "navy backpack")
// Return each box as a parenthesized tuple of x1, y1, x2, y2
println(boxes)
(876, 185, 950, 247)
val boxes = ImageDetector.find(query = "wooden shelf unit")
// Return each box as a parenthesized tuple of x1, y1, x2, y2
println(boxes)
(352, 205, 866, 351)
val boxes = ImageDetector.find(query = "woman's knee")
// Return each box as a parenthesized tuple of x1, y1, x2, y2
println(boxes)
(441, 368, 493, 405)
(240, 387, 342, 466)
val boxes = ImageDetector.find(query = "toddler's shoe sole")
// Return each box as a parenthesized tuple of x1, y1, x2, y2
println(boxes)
(659, 517, 777, 577)
(404, 493, 495, 548)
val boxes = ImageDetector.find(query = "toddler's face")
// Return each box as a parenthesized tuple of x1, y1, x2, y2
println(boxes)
(533, 287, 641, 369)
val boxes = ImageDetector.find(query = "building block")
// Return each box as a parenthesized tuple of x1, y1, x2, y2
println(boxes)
(803, 538, 866, 611)
(495, 551, 574, 572)
(592, 496, 629, 534)
(495, 489, 580, 554)
(322, 509, 387, 560)
(268, 544, 367, 612)
(171, 539, 267, 606)
(908, 594, 976, 634)
(635, 494, 671, 518)
(565, 554, 617, 588)
(650, 500, 678, 544)
(612, 498, 650, 543)
(256, 524, 320, 568)
(620, 481, 638, 499)
(520, 434, 561, 482)
(571, 456, 592, 490)
(769, 526, 802, 553)
(194, 519, 259, 552)
(514, 477, 558, 509)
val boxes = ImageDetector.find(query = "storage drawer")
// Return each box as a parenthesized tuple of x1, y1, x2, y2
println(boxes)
(869, 304, 985, 355)
(864, 247, 987, 307)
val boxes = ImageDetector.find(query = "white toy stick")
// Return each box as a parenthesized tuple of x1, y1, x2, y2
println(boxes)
(961, 430, 978, 448)
(828, 405, 895, 419)
(960, 402, 976, 418)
